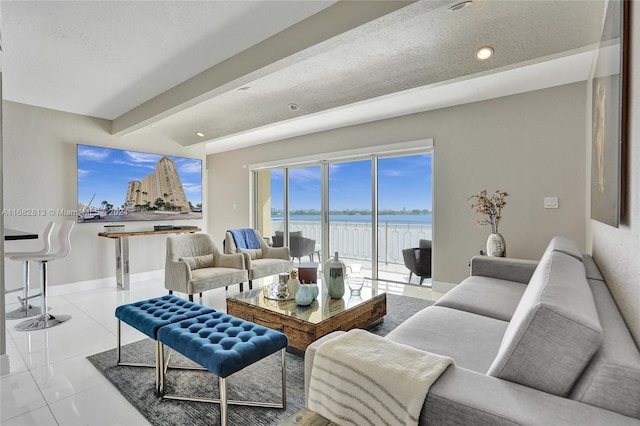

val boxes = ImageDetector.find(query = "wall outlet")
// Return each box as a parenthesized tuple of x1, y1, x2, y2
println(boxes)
(544, 197, 559, 209)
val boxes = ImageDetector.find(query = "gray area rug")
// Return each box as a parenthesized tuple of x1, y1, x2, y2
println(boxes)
(87, 293, 433, 426)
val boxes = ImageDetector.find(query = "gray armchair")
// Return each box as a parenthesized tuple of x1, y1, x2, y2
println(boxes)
(273, 231, 318, 262)
(165, 233, 248, 301)
(402, 239, 432, 285)
(224, 228, 293, 288)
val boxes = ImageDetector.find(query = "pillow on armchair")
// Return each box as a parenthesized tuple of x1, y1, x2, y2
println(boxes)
(239, 248, 262, 259)
(180, 254, 215, 270)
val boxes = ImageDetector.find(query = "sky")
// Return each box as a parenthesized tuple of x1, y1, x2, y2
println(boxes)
(77, 145, 202, 209)
(270, 154, 432, 212)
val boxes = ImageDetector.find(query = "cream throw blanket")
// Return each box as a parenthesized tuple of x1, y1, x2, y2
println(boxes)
(308, 329, 453, 426)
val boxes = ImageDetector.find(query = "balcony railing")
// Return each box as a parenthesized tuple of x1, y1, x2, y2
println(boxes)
(272, 218, 432, 265)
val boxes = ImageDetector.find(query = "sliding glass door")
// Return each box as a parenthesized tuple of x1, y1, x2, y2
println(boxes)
(328, 160, 372, 277)
(253, 149, 432, 286)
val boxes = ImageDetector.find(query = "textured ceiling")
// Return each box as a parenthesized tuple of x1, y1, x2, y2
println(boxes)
(2, 0, 619, 154)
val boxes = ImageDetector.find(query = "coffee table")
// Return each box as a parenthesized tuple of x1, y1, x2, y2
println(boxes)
(226, 284, 386, 353)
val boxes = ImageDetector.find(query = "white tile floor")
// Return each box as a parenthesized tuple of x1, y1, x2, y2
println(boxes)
(1, 275, 442, 425)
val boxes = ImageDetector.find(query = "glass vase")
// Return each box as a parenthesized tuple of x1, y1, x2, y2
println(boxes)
(347, 264, 365, 296)
(323, 252, 345, 299)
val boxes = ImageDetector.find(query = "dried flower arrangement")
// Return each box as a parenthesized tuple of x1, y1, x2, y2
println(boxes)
(468, 190, 509, 234)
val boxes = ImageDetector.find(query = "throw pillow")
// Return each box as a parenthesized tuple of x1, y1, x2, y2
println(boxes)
(239, 248, 262, 259)
(180, 254, 215, 270)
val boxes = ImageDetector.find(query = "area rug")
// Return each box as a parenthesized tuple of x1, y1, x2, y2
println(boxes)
(87, 293, 433, 426)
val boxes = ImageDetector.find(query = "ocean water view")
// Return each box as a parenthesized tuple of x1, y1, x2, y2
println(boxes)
(271, 214, 432, 265)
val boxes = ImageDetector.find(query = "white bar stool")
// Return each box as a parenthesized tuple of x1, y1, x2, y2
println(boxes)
(5, 221, 56, 319)
(14, 220, 75, 331)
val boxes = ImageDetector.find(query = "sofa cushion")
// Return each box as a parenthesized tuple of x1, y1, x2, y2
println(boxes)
(435, 276, 527, 322)
(544, 236, 583, 262)
(570, 279, 640, 419)
(386, 306, 509, 373)
(180, 254, 214, 270)
(487, 251, 602, 396)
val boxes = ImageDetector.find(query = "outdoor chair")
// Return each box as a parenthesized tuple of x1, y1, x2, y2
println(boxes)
(402, 239, 432, 285)
(273, 230, 318, 263)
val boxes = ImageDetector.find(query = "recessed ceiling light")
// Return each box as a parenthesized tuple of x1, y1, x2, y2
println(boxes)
(288, 103, 300, 112)
(449, 1, 472, 11)
(475, 46, 494, 61)
(196, 132, 205, 137)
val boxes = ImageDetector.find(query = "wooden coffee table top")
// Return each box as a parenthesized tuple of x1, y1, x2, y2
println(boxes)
(227, 285, 384, 325)
(226, 283, 386, 353)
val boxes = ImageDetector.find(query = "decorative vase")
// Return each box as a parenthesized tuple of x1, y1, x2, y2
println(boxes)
(286, 270, 300, 298)
(324, 252, 346, 299)
(347, 264, 365, 296)
(295, 284, 314, 306)
(487, 233, 506, 257)
(308, 283, 319, 300)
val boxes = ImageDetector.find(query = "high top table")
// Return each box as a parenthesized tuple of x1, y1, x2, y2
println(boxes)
(4, 228, 38, 241)
(98, 228, 201, 290)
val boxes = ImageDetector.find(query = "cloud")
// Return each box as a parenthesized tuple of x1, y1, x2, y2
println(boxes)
(114, 160, 155, 170)
(182, 183, 202, 194)
(178, 159, 202, 174)
(78, 146, 110, 161)
(124, 151, 162, 163)
(77, 169, 90, 179)
(289, 167, 321, 183)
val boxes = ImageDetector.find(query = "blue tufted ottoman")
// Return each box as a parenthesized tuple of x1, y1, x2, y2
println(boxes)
(157, 311, 289, 426)
(115, 295, 215, 391)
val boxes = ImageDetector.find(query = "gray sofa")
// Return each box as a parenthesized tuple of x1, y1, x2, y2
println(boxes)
(305, 237, 640, 425)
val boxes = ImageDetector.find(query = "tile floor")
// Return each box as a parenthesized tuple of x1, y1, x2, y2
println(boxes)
(1, 276, 442, 425)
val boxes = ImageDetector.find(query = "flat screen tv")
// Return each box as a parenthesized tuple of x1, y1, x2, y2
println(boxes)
(77, 144, 203, 223)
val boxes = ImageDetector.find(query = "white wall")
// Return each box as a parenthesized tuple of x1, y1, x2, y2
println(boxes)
(2, 101, 206, 290)
(588, 0, 640, 345)
(207, 82, 587, 289)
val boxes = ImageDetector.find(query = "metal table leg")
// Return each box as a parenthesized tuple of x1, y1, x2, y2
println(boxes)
(115, 236, 130, 290)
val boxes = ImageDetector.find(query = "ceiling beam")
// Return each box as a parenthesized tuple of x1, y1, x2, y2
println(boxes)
(112, 0, 416, 136)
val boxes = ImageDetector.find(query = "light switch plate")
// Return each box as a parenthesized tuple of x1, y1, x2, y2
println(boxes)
(544, 197, 559, 209)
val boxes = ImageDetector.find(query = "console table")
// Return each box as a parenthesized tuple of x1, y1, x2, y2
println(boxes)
(98, 228, 201, 290)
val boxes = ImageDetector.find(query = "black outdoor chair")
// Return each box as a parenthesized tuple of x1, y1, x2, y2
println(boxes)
(272, 231, 318, 263)
(402, 239, 432, 285)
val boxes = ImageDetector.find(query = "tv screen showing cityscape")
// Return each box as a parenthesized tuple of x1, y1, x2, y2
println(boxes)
(76, 144, 203, 223)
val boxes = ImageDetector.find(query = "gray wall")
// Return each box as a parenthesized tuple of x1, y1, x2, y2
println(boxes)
(2, 101, 206, 289)
(207, 82, 588, 289)
(589, 1, 640, 345)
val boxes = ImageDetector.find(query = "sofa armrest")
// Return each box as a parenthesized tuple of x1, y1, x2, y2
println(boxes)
(214, 252, 245, 270)
(425, 365, 640, 426)
(164, 259, 192, 293)
(470, 255, 538, 284)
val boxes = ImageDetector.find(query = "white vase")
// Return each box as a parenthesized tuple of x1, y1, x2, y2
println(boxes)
(487, 233, 506, 257)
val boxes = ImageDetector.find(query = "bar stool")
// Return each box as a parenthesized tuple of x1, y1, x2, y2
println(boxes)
(14, 220, 75, 331)
(4, 221, 56, 319)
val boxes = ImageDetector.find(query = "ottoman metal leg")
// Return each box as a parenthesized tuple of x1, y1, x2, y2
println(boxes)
(220, 377, 228, 426)
(160, 347, 287, 418)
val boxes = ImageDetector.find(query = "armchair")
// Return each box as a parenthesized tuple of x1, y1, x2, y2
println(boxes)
(402, 239, 432, 285)
(225, 228, 293, 288)
(273, 231, 318, 262)
(165, 233, 247, 301)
